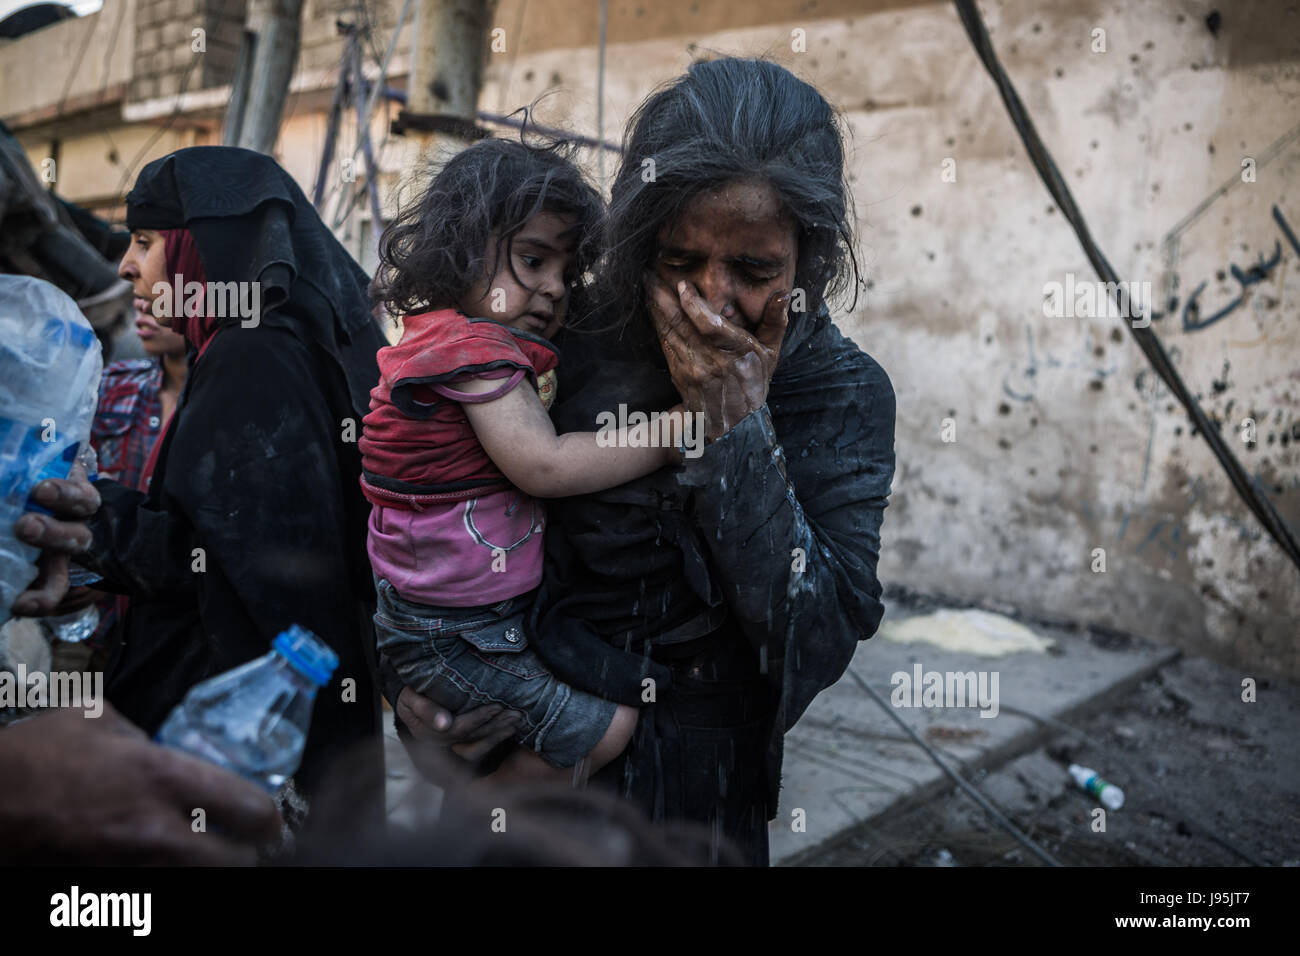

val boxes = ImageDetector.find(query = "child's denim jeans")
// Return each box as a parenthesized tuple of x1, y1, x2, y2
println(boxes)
(373, 576, 618, 768)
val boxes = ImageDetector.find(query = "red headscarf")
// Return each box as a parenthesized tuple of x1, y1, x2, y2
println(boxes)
(137, 229, 221, 493)
(159, 228, 222, 356)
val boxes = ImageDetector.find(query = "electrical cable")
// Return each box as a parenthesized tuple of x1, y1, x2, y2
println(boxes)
(355, 0, 387, 67)
(42, 0, 128, 196)
(326, 2, 411, 232)
(113, 51, 204, 198)
(54, 6, 104, 120)
(596, 0, 607, 192)
(476, 108, 623, 154)
(952, 0, 1300, 577)
(114, 0, 244, 198)
(845, 667, 1066, 866)
(96, 0, 128, 101)
(497, 0, 528, 113)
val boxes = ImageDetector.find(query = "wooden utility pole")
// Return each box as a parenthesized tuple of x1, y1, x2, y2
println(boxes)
(223, 0, 306, 154)
(395, 0, 496, 162)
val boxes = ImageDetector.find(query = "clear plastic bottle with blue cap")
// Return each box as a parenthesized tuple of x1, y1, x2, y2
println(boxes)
(155, 625, 338, 793)
(40, 443, 103, 643)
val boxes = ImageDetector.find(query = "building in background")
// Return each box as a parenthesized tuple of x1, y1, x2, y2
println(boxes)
(2, 0, 1297, 679)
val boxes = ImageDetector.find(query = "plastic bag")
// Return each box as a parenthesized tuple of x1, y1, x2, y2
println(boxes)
(0, 275, 103, 627)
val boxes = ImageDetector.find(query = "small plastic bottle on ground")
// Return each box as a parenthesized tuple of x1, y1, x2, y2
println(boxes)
(1068, 763, 1125, 810)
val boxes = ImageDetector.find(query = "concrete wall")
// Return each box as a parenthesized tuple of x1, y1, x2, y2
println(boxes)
(22, 123, 201, 212)
(0, 0, 137, 121)
(814, 0, 1300, 680)
(3, 0, 1296, 676)
(128, 0, 246, 102)
(460, 0, 1300, 678)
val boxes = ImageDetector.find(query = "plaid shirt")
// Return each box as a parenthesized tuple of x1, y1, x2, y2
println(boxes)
(91, 359, 166, 491)
(86, 359, 167, 649)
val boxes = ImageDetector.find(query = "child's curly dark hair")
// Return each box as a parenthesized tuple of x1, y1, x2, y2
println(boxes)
(370, 136, 605, 319)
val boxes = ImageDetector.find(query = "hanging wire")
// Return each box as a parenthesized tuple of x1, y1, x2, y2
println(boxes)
(497, 0, 528, 113)
(952, 0, 1300, 577)
(114, 0, 243, 197)
(323, 0, 412, 234)
(596, 0, 607, 193)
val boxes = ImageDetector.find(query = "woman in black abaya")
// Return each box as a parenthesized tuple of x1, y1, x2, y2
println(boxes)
(82, 147, 388, 819)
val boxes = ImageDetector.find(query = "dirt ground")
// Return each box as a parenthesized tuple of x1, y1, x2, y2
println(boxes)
(803, 654, 1300, 867)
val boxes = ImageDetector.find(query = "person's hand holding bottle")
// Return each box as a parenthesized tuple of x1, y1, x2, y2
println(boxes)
(0, 703, 281, 865)
(10, 458, 100, 617)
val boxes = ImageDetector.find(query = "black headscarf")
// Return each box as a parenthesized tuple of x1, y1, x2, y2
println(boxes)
(125, 146, 385, 418)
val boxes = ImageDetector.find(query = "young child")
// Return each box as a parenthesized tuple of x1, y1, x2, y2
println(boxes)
(361, 139, 684, 782)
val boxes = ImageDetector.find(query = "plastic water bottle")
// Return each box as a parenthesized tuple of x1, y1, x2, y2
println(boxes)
(42, 599, 100, 643)
(0, 276, 103, 628)
(1068, 763, 1125, 810)
(156, 625, 337, 793)
(41, 444, 102, 643)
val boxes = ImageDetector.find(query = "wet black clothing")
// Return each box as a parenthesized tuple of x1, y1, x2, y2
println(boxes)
(535, 307, 895, 863)
(86, 147, 387, 811)
(383, 305, 896, 864)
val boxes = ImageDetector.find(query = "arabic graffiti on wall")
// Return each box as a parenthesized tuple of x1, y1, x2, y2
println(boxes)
(1166, 205, 1297, 332)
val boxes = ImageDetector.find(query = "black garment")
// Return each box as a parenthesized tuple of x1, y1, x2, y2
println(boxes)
(608, 621, 775, 866)
(534, 305, 896, 863)
(89, 147, 388, 814)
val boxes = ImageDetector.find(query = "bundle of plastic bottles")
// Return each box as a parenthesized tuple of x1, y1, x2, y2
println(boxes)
(0, 275, 103, 629)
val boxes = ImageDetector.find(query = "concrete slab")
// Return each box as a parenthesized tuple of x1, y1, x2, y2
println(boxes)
(769, 604, 1180, 865)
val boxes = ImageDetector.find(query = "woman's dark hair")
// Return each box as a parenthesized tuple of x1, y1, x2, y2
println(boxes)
(599, 57, 859, 328)
(371, 137, 604, 318)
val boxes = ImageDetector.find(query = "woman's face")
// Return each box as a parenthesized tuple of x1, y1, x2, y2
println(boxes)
(118, 228, 172, 327)
(653, 179, 798, 332)
(134, 310, 187, 357)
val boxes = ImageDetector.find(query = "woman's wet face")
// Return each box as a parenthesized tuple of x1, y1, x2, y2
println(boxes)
(654, 179, 798, 331)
